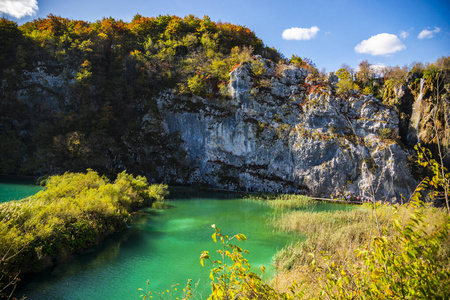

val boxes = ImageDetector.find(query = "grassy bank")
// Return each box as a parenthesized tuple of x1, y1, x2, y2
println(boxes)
(196, 193, 449, 299)
(245, 193, 318, 211)
(0, 170, 168, 297)
(269, 199, 450, 298)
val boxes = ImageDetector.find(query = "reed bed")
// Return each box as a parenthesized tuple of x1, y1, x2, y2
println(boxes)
(269, 202, 450, 298)
(245, 193, 318, 210)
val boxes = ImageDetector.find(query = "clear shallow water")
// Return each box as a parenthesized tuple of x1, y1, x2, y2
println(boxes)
(0, 177, 43, 203)
(17, 197, 298, 299)
(12, 192, 352, 300)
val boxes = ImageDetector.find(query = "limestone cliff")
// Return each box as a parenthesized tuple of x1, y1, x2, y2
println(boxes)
(390, 71, 450, 168)
(2, 16, 446, 203)
(156, 58, 417, 202)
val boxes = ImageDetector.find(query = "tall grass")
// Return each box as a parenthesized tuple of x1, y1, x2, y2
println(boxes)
(270, 202, 450, 298)
(245, 193, 318, 210)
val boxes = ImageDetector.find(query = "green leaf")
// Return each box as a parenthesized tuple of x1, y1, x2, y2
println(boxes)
(393, 219, 401, 230)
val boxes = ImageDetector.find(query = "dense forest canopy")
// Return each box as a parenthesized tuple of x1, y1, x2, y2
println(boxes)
(0, 14, 449, 179)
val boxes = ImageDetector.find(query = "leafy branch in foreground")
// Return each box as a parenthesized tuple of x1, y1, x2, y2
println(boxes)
(139, 279, 200, 300)
(415, 143, 450, 213)
(200, 224, 303, 300)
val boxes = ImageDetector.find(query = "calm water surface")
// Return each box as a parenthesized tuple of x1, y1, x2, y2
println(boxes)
(7, 187, 351, 300)
(0, 177, 43, 203)
(17, 196, 301, 299)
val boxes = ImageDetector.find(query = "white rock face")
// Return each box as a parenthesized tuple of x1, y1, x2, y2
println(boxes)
(157, 58, 417, 202)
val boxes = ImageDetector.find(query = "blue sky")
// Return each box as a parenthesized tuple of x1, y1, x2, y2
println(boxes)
(1, 0, 449, 72)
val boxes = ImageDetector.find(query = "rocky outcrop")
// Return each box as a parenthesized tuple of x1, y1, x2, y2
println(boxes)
(392, 71, 450, 168)
(5, 56, 420, 202)
(157, 58, 417, 202)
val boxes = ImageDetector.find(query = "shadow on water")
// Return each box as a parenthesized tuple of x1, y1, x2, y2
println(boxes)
(167, 186, 239, 200)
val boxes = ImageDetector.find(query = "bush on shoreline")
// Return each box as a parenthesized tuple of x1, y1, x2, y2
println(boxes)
(0, 170, 168, 297)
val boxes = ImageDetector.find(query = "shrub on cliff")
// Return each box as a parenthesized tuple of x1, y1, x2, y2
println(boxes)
(336, 67, 359, 97)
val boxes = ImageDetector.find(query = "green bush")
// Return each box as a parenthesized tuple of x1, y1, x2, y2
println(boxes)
(290, 55, 303, 68)
(0, 170, 168, 297)
(379, 127, 393, 139)
(251, 60, 266, 77)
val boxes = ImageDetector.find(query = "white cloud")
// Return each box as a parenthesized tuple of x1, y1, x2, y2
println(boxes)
(418, 27, 441, 39)
(399, 30, 409, 39)
(0, 0, 38, 18)
(355, 33, 405, 56)
(282, 26, 320, 40)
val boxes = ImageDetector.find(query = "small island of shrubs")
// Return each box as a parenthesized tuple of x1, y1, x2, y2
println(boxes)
(0, 170, 168, 295)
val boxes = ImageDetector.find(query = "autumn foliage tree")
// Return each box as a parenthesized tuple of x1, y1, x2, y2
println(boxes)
(336, 65, 358, 97)
(0, 14, 282, 177)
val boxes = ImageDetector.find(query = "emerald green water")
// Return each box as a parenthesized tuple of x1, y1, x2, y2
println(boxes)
(0, 177, 43, 203)
(4, 186, 352, 300)
(17, 196, 300, 299)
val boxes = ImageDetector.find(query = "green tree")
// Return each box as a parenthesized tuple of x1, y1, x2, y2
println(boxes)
(336, 67, 359, 97)
(0, 19, 24, 73)
(290, 55, 303, 68)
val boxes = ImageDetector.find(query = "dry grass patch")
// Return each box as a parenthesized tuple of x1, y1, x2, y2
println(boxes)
(270, 202, 450, 299)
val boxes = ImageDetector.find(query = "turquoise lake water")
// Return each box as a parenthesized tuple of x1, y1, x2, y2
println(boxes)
(17, 196, 298, 299)
(0, 177, 43, 203)
(2, 181, 352, 300)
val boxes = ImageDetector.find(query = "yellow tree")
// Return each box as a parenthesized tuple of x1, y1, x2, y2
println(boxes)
(336, 66, 359, 97)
